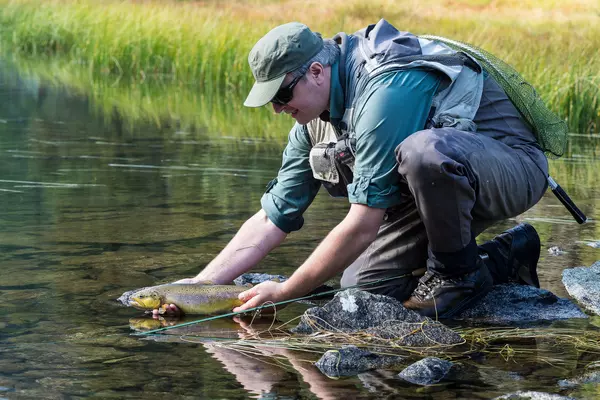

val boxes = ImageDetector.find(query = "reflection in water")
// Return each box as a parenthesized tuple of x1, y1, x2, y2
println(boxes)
(1, 61, 600, 399)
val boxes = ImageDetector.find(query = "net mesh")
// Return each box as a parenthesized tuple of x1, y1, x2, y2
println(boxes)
(422, 35, 568, 158)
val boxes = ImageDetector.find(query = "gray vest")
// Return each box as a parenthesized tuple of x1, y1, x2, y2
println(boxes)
(308, 20, 484, 196)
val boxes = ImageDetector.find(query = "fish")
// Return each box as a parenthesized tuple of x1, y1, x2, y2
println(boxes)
(118, 283, 248, 315)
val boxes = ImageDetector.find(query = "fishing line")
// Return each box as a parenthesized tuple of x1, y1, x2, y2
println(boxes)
(134, 272, 414, 336)
(0, 272, 416, 350)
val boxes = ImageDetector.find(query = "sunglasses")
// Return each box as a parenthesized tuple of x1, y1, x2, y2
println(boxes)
(271, 74, 303, 106)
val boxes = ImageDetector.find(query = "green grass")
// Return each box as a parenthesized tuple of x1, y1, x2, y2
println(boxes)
(0, 0, 599, 136)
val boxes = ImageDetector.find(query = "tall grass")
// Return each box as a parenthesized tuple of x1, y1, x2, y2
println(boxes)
(0, 0, 599, 135)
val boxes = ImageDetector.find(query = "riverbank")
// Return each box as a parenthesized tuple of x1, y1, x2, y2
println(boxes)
(1, 0, 598, 135)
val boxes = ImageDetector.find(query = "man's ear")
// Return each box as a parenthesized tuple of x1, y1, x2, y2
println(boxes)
(309, 62, 325, 83)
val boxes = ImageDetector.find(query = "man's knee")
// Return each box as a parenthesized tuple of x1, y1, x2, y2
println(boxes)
(395, 128, 472, 185)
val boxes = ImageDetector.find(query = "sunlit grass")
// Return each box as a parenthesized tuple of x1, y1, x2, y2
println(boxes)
(0, 0, 598, 135)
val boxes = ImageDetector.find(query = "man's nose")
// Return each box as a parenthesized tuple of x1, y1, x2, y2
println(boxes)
(272, 103, 285, 114)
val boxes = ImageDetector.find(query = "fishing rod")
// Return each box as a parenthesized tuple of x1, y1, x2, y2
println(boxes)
(547, 176, 587, 224)
(133, 272, 415, 337)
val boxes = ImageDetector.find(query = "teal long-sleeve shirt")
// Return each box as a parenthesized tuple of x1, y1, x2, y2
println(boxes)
(261, 67, 442, 233)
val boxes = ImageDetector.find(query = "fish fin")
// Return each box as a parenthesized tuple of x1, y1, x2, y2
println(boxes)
(244, 283, 254, 288)
(271, 278, 281, 283)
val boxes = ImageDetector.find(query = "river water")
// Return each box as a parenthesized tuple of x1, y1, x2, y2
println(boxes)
(1, 63, 600, 399)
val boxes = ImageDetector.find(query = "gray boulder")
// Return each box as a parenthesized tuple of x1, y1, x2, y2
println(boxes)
(494, 392, 575, 400)
(292, 289, 425, 334)
(562, 261, 600, 315)
(397, 357, 453, 385)
(315, 345, 403, 377)
(558, 370, 600, 389)
(234, 273, 288, 286)
(291, 289, 462, 348)
(455, 284, 587, 324)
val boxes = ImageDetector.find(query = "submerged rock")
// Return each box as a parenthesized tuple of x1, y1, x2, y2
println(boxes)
(233, 273, 288, 286)
(455, 284, 587, 324)
(397, 357, 453, 385)
(557, 370, 600, 389)
(562, 261, 600, 316)
(548, 246, 567, 256)
(493, 391, 575, 400)
(315, 345, 403, 377)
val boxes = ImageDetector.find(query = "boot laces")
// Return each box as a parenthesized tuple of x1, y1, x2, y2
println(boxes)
(413, 272, 448, 299)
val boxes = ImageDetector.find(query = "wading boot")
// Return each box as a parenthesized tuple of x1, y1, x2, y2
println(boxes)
(479, 223, 540, 287)
(403, 259, 493, 319)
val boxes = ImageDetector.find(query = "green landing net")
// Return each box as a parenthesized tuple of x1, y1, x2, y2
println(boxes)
(422, 35, 568, 158)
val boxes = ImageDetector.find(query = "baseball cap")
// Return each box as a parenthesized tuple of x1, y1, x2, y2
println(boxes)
(244, 22, 323, 107)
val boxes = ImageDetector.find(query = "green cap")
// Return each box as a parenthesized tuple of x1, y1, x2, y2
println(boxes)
(244, 22, 323, 107)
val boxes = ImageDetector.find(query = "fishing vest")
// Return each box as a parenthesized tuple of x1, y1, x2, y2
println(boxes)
(307, 19, 484, 197)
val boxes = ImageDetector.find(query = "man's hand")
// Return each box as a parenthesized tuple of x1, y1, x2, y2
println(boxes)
(233, 281, 289, 313)
(151, 303, 181, 317)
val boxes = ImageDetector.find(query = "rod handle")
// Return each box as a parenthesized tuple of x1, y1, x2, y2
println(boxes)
(548, 176, 588, 224)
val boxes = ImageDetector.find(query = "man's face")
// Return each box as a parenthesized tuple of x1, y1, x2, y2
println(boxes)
(271, 63, 330, 125)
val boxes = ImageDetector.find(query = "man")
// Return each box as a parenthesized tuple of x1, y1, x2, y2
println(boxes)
(172, 20, 548, 318)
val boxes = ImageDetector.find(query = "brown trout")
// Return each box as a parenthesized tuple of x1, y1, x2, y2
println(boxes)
(118, 283, 247, 315)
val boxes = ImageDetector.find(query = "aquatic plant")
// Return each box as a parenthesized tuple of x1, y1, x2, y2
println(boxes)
(151, 313, 600, 367)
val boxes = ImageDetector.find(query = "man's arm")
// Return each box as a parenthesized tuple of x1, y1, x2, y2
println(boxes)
(234, 204, 385, 311)
(183, 123, 319, 285)
(184, 209, 287, 284)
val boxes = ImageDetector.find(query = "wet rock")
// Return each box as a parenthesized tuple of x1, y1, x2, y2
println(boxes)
(455, 284, 587, 324)
(233, 272, 288, 286)
(562, 261, 600, 315)
(292, 289, 427, 334)
(315, 345, 403, 377)
(292, 290, 464, 349)
(548, 246, 567, 256)
(493, 391, 575, 400)
(397, 357, 453, 385)
(477, 366, 526, 391)
(558, 370, 600, 389)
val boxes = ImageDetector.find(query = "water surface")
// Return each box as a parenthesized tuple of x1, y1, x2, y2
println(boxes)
(1, 63, 600, 399)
